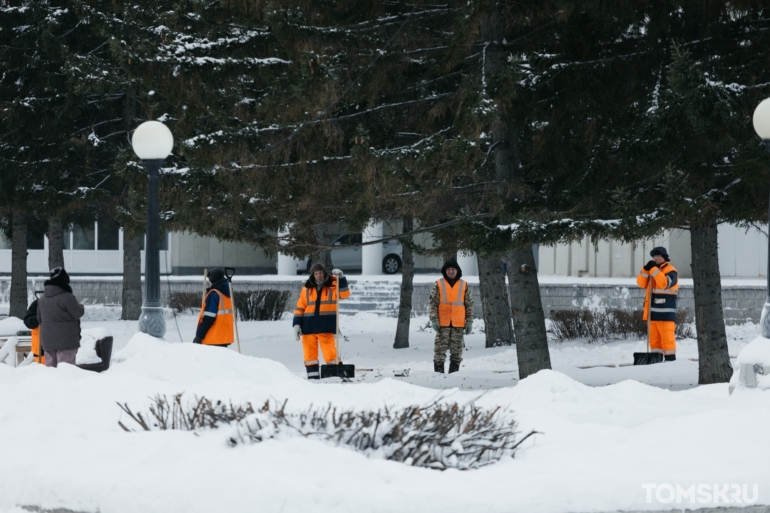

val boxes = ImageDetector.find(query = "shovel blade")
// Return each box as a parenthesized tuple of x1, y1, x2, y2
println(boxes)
(321, 364, 355, 379)
(633, 352, 663, 365)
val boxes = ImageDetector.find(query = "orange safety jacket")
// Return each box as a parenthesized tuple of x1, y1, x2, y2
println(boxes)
(437, 278, 468, 328)
(31, 327, 44, 364)
(197, 289, 235, 345)
(637, 262, 678, 322)
(293, 275, 350, 335)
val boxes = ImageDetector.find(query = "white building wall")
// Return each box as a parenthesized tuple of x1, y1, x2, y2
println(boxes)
(538, 224, 768, 279)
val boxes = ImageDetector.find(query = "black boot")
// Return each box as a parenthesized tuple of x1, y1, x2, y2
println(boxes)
(434, 360, 445, 373)
(664, 354, 676, 362)
(448, 360, 460, 374)
(306, 364, 320, 380)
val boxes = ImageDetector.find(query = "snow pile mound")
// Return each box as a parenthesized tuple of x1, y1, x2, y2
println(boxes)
(118, 393, 535, 470)
(76, 328, 113, 365)
(0, 317, 26, 336)
(730, 335, 770, 392)
(110, 332, 298, 386)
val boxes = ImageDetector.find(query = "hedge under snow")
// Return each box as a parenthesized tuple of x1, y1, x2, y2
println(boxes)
(118, 394, 536, 470)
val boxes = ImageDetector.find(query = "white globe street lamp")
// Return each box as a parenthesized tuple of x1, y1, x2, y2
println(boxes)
(131, 121, 174, 339)
(752, 99, 770, 339)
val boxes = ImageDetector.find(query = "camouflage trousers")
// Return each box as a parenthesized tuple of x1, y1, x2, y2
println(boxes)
(434, 326, 465, 363)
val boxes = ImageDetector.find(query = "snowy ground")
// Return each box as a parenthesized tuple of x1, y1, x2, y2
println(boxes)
(1, 310, 769, 513)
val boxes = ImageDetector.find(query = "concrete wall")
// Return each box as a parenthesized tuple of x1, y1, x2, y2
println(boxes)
(539, 224, 770, 279)
(539, 231, 693, 278)
(170, 232, 275, 275)
(2, 277, 763, 324)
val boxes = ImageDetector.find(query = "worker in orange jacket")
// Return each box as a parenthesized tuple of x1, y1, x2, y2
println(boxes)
(292, 263, 350, 379)
(193, 268, 234, 347)
(23, 295, 44, 364)
(636, 246, 678, 361)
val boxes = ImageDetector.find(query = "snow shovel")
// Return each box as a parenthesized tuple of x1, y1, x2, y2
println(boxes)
(634, 277, 663, 365)
(321, 274, 354, 379)
(224, 267, 242, 354)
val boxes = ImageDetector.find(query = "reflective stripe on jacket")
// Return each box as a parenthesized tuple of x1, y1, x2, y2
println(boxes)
(437, 278, 467, 328)
(292, 275, 350, 335)
(197, 289, 234, 345)
(636, 262, 678, 322)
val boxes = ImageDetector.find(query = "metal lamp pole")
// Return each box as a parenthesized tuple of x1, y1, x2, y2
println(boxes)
(753, 99, 770, 338)
(131, 121, 174, 339)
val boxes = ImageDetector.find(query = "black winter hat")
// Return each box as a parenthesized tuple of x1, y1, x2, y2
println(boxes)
(441, 259, 463, 280)
(49, 267, 70, 285)
(208, 268, 226, 284)
(309, 263, 327, 276)
(650, 246, 669, 261)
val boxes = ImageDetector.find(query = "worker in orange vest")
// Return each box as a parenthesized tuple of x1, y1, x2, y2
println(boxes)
(23, 295, 44, 364)
(636, 246, 679, 361)
(429, 259, 474, 374)
(193, 268, 234, 347)
(292, 263, 350, 379)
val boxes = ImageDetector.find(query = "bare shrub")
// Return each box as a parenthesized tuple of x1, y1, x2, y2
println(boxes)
(118, 394, 537, 471)
(168, 292, 200, 314)
(234, 290, 291, 321)
(550, 308, 693, 341)
(168, 289, 291, 321)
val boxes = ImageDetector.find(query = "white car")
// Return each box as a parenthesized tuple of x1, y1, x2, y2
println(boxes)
(300, 233, 403, 274)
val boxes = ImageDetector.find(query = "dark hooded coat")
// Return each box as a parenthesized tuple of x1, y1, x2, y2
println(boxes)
(37, 275, 84, 352)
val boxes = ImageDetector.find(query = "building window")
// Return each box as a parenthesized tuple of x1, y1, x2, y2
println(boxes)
(98, 219, 120, 250)
(73, 223, 95, 250)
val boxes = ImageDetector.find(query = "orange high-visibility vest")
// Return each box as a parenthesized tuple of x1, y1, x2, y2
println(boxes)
(197, 289, 234, 345)
(31, 327, 44, 364)
(437, 278, 467, 328)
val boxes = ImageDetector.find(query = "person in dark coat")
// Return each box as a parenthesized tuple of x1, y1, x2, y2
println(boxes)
(36, 267, 84, 367)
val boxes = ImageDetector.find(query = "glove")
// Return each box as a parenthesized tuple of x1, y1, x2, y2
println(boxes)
(464, 321, 473, 335)
(431, 319, 439, 331)
(294, 324, 302, 341)
(644, 260, 657, 271)
(193, 337, 202, 344)
(332, 268, 344, 278)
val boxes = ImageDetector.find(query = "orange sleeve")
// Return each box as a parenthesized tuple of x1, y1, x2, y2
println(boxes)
(636, 267, 650, 289)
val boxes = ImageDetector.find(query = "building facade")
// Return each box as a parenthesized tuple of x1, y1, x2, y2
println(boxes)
(1, 222, 766, 279)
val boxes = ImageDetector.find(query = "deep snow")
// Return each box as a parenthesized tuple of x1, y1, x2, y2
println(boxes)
(1, 312, 768, 513)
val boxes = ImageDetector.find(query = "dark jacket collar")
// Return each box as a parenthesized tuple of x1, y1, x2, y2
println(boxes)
(207, 279, 231, 298)
(44, 282, 72, 295)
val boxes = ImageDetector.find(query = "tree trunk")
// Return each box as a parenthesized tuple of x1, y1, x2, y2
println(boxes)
(47, 215, 65, 271)
(507, 245, 551, 379)
(477, 253, 514, 347)
(314, 225, 334, 272)
(690, 222, 732, 384)
(121, 233, 142, 320)
(393, 218, 415, 349)
(10, 211, 28, 319)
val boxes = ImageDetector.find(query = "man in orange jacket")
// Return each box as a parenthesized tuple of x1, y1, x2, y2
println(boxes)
(292, 263, 350, 379)
(193, 268, 234, 347)
(636, 246, 678, 361)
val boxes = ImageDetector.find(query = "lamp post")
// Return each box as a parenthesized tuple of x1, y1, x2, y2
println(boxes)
(753, 98, 770, 338)
(131, 121, 174, 339)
